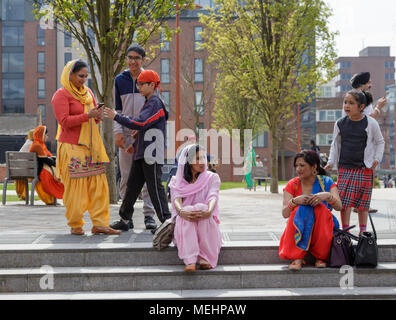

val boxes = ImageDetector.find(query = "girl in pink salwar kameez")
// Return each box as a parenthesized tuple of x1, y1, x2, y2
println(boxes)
(169, 144, 222, 272)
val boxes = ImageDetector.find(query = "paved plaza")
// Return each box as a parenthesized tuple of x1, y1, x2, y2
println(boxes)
(0, 186, 395, 245)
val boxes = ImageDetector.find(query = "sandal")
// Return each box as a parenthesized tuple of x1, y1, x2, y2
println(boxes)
(199, 260, 212, 270)
(184, 264, 196, 272)
(288, 259, 304, 271)
(315, 259, 327, 268)
(71, 227, 84, 236)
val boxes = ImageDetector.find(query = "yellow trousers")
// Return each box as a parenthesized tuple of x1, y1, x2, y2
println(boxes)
(57, 142, 109, 229)
(15, 179, 54, 204)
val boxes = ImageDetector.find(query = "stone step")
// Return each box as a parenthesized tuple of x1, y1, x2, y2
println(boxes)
(1, 241, 395, 268)
(1, 263, 396, 293)
(1, 286, 396, 300)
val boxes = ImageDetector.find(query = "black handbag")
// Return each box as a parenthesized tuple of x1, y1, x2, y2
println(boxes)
(355, 213, 378, 267)
(328, 225, 359, 268)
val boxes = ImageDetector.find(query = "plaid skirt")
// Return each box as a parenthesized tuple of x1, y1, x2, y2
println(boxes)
(337, 167, 373, 210)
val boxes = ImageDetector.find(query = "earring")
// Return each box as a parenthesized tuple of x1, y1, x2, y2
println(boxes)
(313, 169, 318, 175)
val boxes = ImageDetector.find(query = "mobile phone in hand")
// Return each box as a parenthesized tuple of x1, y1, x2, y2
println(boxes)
(97, 102, 105, 109)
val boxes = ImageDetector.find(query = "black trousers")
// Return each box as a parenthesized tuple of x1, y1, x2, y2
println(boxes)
(119, 158, 171, 223)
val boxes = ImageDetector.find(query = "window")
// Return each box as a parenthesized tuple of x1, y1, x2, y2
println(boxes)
(319, 86, 333, 97)
(252, 131, 268, 148)
(337, 85, 351, 93)
(88, 28, 95, 47)
(194, 26, 203, 51)
(338, 61, 351, 69)
(2, 52, 24, 73)
(160, 32, 170, 52)
(161, 59, 170, 83)
(38, 104, 46, 125)
(195, 91, 204, 115)
(339, 73, 351, 80)
(194, 58, 204, 82)
(194, 0, 215, 8)
(317, 109, 342, 122)
(2, 100, 24, 113)
(385, 61, 395, 69)
(2, 0, 24, 20)
(37, 25, 45, 46)
(64, 31, 72, 47)
(64, 52, 72, 65)
(38, 78, 46, 99)
(317, 134, 333, 146)
(385, 73, 395, 80)
(2, 79, 24, 99)
(2, 26, 24, 46)
(37, 52, 45, 72)
(160, 91, 170, 112)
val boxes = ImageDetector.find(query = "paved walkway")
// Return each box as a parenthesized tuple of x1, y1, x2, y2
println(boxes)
(1, 186, 395, 245)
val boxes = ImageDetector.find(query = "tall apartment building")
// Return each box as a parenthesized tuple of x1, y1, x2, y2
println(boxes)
(316, 47, 396, 169)
(336, 46, 395, 100)
(0, 0, 57, 162)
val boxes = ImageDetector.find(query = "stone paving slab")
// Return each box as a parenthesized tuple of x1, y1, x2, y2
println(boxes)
(0, 187, 395, 245)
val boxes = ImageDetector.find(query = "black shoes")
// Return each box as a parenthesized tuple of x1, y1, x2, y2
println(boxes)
(144, 216, 157, 230)
(110, 219, 133, 231)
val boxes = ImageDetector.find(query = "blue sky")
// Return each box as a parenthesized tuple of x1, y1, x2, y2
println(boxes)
(327, 0, 396, 57)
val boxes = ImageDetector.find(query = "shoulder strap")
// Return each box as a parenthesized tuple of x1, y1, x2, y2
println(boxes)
(368, 212, 377, 240)
(318, 175, 326, 192)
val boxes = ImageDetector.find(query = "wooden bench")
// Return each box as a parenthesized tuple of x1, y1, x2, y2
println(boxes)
(2, 151, 41, 205)
(251, 166, 271, 191)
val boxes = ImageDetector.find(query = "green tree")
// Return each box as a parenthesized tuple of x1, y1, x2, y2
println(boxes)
(34, 0, 189, 203)
(211, 73, 264, 153)
(200, 0, 337, 192)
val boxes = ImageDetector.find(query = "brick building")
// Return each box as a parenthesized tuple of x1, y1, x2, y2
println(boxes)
(0, 0, 57, 162)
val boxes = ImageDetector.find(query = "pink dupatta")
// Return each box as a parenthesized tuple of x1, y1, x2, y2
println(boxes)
(168, 144, 221, 220)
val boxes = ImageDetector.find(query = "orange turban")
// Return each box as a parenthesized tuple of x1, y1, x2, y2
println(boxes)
(137, 70, 161, 89)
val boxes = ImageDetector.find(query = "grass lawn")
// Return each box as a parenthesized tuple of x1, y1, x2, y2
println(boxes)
(220, 181, 287, 190)
(0, 183, 39, 202)
(0, 183, 16, 191)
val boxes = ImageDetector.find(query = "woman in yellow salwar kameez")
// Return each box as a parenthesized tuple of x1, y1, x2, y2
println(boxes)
(52, 59, 120, 236)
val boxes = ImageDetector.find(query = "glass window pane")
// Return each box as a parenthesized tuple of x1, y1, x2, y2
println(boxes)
(194, 58, 203, 82)
(2, 53, 24, 73)
(2, 0, 24, 20)
(2, 79, 24, 99)
(37, 25, 45, 46)
(64, 32, 72, 47)
(161, 59, 170, 83)
(38, 78, 46, 99)
(37, 52, 45, 72)
(318, 134, 326, 145)
(160, 32, 170, 52)
(194, 26, 203, 50)
(327, 110, 335, 121)
(160, 91, 170, 112)
(195, 91, 204, 115)
(319, 110, 326, 121)
(64, 52, 72, 65)
(2, 26, 24, 46)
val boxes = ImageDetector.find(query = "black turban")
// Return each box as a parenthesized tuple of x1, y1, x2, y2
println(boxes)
(350, 72, 370, 88)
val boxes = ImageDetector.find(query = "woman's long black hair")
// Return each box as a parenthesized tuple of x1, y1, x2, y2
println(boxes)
(294, 150, 327, 176)
(183, 144, 203, 183)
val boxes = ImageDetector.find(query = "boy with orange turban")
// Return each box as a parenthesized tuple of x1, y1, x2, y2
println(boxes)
(104, 69, 171, 231)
